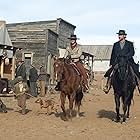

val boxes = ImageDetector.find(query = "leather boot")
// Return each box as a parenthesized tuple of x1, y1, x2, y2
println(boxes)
(55, 82, 61, 91)
(103, 78, 111, 94)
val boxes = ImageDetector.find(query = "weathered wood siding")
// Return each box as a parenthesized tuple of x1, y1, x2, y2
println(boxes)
(9, 29, 58, 69)
(47, 29, 58, 55)
(57, 19, 75, 48)
(7, 18, 76, 49)
(6, 18, 76, 73)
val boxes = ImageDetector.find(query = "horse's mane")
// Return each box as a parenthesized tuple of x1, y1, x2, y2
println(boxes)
(58, 58, 77, 76)
(63, 61, 78, 79)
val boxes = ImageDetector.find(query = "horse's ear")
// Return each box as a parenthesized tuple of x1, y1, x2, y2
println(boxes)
(53, 56, 58, 61)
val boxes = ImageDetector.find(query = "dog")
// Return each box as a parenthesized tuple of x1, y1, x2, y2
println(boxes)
(35, 98, 59, 115)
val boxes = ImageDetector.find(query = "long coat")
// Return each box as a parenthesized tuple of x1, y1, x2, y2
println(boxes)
(29, 67, 38, 82)
(110, 40, 135, 66)
(15, 63, 27, 82)
(64, 45, 82, 62)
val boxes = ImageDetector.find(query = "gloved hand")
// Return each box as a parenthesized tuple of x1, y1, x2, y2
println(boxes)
(67, 55, 71, 59)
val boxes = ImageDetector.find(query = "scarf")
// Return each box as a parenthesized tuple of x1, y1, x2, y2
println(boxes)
(71, 41, 77, 49)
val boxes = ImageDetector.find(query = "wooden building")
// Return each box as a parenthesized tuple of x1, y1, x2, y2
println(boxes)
(80, 45, 113, 72)
(6, 18, 76, 67)
(6, 18, 76, 83)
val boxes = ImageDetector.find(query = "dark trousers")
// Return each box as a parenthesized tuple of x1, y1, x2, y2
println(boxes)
(30, 81, 38, 97)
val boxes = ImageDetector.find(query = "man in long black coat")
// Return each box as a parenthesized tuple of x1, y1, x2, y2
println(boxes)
(15, 60, 27, 82)
(103, 30, 139, 93)
(29, 65, 38, 97)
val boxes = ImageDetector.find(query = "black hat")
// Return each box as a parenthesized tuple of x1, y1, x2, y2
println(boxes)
(17, 59, 24, 63)
(17, 76, 23, 82)
(68, 34, 79, 40)
(116, 30, 127, 35)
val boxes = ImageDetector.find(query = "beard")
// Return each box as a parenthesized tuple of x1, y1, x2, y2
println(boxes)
(71, 41, 77, 49)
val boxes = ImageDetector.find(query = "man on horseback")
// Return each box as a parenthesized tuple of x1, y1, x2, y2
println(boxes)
(103, 30, 140, 93)
(55, 34, 88, 91)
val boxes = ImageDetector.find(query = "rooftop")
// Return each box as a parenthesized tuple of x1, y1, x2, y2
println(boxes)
(80, 45, 113, 60)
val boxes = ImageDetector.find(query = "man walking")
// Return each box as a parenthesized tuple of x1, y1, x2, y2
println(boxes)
(29, 65, 38, 97)
(14, 76, 29, 115)
(15, 60, 27, 82)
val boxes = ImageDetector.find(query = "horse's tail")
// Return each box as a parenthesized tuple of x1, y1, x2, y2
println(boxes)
(75, 87, 83, 106)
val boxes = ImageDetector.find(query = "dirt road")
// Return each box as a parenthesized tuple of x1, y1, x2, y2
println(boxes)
(0, 75, 140, 140)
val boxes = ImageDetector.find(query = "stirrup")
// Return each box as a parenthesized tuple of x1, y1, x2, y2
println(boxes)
(103, 86, 109, 94)
(82, 85, 87, 92)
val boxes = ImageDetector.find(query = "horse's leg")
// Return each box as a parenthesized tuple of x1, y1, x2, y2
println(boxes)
(75, 90, 83, 118)
(114, 94, 120, 122)
(69, 93, 75, 119)
(76, 101, 81, 118)
(126, 91, 134, 119)
(122, 102, 127, 123)
(126, 101, 131, 119)
(60, 92, 66, 117)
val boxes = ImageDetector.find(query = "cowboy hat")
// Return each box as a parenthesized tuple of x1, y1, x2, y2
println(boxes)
(67, 34, 79, 40)
(17, 59, 24, 62)
(116, 30, 127, 35)
(17, 76, 23, 82)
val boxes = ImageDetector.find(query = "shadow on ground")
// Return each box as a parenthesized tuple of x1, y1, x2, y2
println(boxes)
(97, 109, 116, 121)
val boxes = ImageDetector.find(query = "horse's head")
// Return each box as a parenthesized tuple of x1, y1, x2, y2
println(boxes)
(53, 58, 65, 82)
(117, 56, 128, 81)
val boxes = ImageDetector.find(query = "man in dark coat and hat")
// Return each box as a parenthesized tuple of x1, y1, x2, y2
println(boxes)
(15, 60, 27, 82)
(103, 30, 140, 93)
(29, 64, 38, 97)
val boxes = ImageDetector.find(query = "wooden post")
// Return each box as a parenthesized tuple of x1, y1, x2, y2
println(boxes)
(11, 49, 16, 80)
(1, 60, 4, 78)
(11, 55, 16, 80)
(91, 56, 94, 71)
(88, 56, 90, 65)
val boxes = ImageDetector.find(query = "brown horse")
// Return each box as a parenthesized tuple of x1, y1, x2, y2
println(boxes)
(53, 58, 83, 120)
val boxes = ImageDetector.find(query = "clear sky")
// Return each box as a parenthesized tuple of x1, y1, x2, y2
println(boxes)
(0, 0, 140, 61)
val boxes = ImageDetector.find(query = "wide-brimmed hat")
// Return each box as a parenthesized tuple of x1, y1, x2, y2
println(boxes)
(17, 59, 24, 63)
(116, 30, 127, 35)
(17, 76, 23, 82)
(68, 34, 79, 40)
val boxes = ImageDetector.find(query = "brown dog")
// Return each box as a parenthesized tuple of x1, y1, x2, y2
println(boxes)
(35, 98, 58, 115)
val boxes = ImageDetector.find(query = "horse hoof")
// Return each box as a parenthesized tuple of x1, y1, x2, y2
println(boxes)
(76, 114, 80, 118)
(113, 118, 120, 123)
(63, 117, 69, 121)
(61, 114, 68, 121)
(120, 118, 127, 124)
